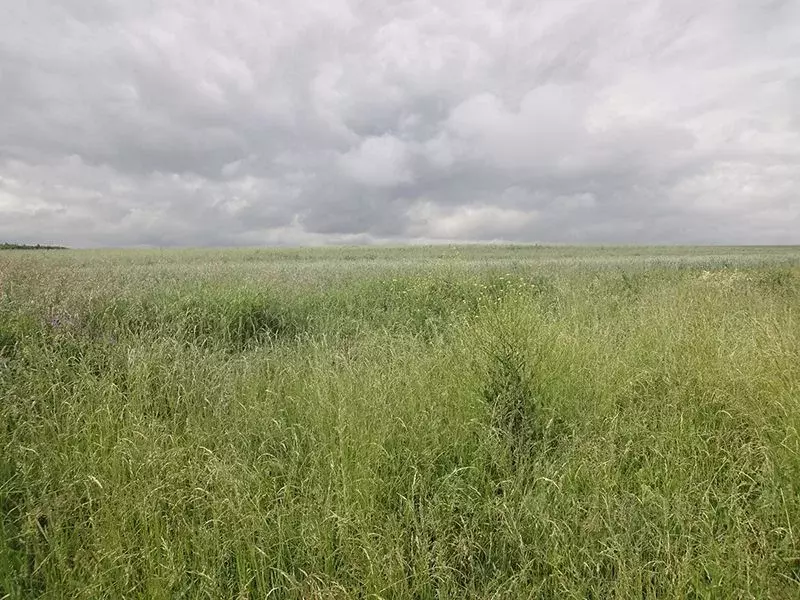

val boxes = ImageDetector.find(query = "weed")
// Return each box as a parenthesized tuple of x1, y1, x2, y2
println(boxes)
(1, 245, 799, 598)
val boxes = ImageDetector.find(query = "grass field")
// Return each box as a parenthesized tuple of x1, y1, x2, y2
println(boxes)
(2, 245, 800, 599)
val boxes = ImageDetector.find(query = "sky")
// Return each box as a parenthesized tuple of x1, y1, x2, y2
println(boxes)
(1, 0, 799, 247)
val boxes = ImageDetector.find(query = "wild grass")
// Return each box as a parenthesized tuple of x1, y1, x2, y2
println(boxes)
(1, 245, 799, 599)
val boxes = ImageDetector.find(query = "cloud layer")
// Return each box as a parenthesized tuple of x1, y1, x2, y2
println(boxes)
(2, 0, 799, 247)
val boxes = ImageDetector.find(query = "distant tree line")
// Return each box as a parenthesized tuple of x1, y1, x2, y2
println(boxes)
(0, 242, 67, 250)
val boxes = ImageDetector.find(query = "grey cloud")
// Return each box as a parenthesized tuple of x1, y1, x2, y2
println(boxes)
(1, 0, 799, 247)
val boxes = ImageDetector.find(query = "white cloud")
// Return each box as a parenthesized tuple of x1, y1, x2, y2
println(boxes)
(338, 135, 414, 187)
(1, 0, 799, 246)
(408, 199, 537, 240)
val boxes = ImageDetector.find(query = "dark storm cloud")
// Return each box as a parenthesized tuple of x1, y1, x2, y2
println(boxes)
(1, 0, 798, 247)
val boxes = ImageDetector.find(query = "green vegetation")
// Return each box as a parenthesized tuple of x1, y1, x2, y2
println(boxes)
(1, 245, 799, 599)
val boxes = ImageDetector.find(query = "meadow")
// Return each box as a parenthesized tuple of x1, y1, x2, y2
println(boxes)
(1, 245, 799, 599)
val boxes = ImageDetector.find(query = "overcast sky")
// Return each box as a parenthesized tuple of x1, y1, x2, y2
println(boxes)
(1, 0, 799, 247)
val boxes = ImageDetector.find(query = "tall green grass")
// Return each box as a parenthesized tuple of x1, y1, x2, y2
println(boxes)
(1, 246, 799, 598)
